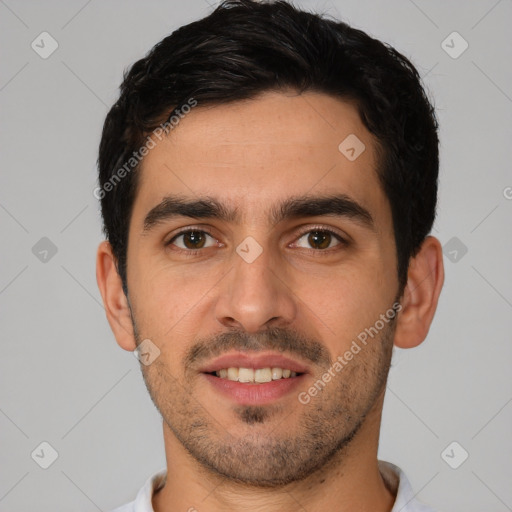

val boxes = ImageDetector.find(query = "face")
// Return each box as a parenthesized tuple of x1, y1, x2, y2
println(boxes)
(126, 91, 400, 486)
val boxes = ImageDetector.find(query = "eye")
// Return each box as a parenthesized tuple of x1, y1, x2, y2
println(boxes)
(168, 230, 218, 250)
(294, 229, 345, 250)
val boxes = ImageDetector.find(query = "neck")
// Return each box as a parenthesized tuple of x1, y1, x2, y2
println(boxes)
(153, 393, 395, 512)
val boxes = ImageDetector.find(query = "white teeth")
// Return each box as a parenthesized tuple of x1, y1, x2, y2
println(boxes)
(214, 367, 299, 383)
(254, 368, 272, 383)
(271, 367, 283, 380)
(238, 367, 254, 383)
(227, 367, 239, 381)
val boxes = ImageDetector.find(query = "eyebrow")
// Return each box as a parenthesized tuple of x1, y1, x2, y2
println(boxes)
(142, 193, 375, 233)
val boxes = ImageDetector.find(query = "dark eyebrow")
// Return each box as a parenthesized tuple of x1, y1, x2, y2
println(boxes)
(143, 195, 238, 232)
(142, 193, 375, 233)
(270, 194, 374, 231)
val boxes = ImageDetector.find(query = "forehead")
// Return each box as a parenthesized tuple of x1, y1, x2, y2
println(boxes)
(132, 90, 390, 231)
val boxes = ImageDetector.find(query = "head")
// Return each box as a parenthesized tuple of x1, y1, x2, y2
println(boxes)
(96, 0, 443, 487)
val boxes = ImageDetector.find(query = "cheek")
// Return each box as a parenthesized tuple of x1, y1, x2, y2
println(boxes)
(129, 256, 221, 338)
(290, 257, 396, 349)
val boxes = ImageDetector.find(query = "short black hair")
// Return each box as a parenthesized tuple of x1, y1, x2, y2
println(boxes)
(97, 0, 439, 295)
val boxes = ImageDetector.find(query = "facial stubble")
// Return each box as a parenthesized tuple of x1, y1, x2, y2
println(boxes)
(133, 319, 395, 487)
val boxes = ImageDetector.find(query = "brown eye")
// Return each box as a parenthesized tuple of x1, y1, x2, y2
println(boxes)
(295, 229, 343, 250)
(169, 230, 216, 250)
(183, 231, 206, 249)
(308, 230, 331, 249)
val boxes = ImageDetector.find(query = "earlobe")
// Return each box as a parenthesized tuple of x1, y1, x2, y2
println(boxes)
(393, 236, 444, 349)
(96, 241, 137, 351)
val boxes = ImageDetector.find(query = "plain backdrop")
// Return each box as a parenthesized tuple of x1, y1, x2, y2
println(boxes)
(1, 0, 511, 511)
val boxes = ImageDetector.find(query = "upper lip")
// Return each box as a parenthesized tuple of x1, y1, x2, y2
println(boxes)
(199, 352, 311, 374)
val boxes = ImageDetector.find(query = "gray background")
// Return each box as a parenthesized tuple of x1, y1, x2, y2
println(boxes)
(1, 0, 511, 510)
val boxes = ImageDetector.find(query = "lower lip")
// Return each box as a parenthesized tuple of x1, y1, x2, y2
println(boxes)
(203, 373, 306, 405)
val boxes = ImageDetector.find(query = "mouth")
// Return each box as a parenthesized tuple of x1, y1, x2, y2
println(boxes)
(206, 367, 301, 382)
(199, 352, 309, 405)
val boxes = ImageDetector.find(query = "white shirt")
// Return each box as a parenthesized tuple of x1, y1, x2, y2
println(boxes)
(109, 460, 439, 512)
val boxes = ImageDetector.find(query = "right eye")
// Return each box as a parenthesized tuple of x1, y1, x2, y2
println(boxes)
(166, 229, 219, 251)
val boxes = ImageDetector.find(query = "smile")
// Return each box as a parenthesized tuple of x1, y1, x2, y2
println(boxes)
(212, 367, 299, 383)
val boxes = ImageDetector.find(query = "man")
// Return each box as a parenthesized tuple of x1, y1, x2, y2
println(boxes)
(96, 1, 444, 510)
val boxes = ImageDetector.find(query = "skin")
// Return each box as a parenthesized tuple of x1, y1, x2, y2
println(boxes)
(96, 90, 444, 512)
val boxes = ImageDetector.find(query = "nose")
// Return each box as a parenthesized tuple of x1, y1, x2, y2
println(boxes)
(214, 241, 297, 333)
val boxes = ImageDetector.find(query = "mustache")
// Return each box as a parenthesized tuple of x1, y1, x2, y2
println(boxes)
(184, 326, 332, 368)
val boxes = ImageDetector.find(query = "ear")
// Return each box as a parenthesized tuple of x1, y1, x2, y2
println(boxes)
(394, 236, 444, 349)
(96, 240, 136, 351)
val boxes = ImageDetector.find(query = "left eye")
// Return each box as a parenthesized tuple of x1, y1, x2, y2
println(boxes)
(170, 230, 217, 250)
(294, 229, 343, 250)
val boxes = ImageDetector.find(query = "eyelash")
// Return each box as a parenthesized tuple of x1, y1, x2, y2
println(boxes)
(165, 227, 218, 256)
(166, 225, 348, 256)
(294, 225, 348, 253)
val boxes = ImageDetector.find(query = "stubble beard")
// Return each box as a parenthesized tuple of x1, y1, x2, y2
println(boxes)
(135, 320, 395, 487)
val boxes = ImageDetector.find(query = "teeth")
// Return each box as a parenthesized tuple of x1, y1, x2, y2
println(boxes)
(238, 367, 254, 383)
(227, 367, 239, 381)
(214, 367, 300, 383)
(271, 367, 283, 380)
(254, 368, 272, 383)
